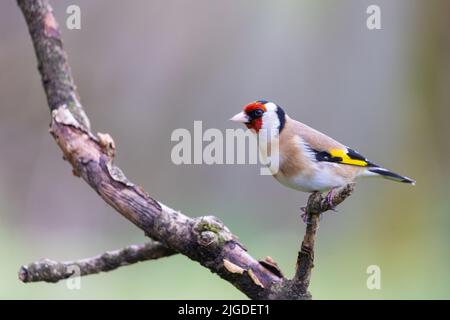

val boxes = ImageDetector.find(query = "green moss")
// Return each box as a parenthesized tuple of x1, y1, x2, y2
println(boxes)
(195, 217, 234, 245)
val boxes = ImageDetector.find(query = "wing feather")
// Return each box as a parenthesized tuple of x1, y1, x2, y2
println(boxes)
(285, 118, 375, 167)
(314, 148, 375, 167)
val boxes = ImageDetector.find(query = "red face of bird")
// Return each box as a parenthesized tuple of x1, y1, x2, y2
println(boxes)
(230, 100, 286, 133)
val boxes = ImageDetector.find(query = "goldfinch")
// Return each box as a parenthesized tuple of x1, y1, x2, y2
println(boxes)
(230, 100, 415, 203)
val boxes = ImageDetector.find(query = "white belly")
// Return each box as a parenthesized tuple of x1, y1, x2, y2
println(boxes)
(274, 163, 349, 192)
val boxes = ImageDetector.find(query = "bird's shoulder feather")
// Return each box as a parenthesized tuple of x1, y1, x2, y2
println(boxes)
(282, 117, 374, 168)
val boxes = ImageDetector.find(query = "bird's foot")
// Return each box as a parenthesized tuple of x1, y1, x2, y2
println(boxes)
(301, 213, 314, 225)
(300, 207, 312, 224)
(325, 188, 338, 212)
(300, 207, 308, 223)
(300, 206, 322, 224)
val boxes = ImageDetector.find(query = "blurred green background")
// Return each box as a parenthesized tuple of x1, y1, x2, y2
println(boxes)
(1, 0, 449, 299)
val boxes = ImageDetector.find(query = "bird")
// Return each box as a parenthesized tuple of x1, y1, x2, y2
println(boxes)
(230, 100, 415, 212)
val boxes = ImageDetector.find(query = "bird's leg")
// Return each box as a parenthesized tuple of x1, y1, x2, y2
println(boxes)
(325, 187, 338, 212)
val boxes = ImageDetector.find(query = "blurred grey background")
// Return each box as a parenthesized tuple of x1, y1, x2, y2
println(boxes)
(1, 0, 449, 299)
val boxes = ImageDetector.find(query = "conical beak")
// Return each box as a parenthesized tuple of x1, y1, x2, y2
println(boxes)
(230, 112, 249, 123)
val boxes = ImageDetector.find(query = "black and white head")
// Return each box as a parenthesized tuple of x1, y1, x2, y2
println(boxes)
(230, 100, 286, 133)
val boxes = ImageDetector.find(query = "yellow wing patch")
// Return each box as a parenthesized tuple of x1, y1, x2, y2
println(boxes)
(329, 149, 369, 167)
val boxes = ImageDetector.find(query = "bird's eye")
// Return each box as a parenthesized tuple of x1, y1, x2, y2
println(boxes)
(252, 109, 264, 118)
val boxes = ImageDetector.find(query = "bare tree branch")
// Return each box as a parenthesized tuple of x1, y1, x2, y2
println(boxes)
(19, 241, 176, 283)
(16, 0, 354, 299)
(296, 184, 354, 287)
(272, 184, 355, 299)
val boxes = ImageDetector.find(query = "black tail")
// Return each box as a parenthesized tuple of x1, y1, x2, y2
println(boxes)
(368, 167, 416, 185)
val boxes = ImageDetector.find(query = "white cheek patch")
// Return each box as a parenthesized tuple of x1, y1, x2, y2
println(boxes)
(265, 102, 278, 112)
(261, 102, 280, 132)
